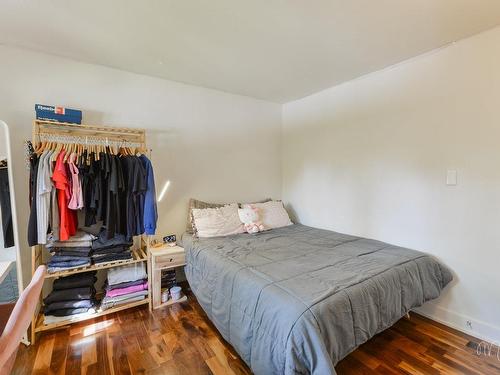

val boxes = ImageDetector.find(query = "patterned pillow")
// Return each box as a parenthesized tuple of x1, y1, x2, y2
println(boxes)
(186, 198, 273, 234)
(241, 200, 293, 230)
(186, 199, 226, 234)
(191, 203, 245, 238)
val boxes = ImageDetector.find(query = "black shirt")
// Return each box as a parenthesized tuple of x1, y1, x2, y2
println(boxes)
(0, 168, 14, 248)
(27, 153, 39, 247)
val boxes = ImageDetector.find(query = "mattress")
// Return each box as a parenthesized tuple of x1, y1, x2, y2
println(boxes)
(182, 224, 452, 375)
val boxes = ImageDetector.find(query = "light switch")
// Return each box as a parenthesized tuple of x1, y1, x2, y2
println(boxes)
(446, 170, 457, 186)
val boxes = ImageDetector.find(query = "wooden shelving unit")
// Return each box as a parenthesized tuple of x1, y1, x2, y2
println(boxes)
(34, 297, 149, 333)
(30, 120, 152, 344)
(43, 247, 148, 279)
(154, 295, 187, 310)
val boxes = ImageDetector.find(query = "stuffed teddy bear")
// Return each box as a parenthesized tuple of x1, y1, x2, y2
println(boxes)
(238, 206, 265, 234)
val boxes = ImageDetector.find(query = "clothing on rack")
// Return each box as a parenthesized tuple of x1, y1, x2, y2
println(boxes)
(107, 263, 147, 285)
(43, 286, 95, 305)
(101, 263, 148, 311)
(27, 152, 39, 247)
(140, 155, 158, 235)
(92, 251, 132, 264)
(90, 228, 133, 265)
(100, 290, 148, 311)
(27, 140, 158, 246)
(106, 278, 147, 291)
(161, 269, 177, 289)
(46, 231, 95, 272)
(43, 273, 97, 322)
(52, 272, 96, 290)
(53, 150, 78, 241)
(105, 280, 148, 298)
(36, 150, 53, 244)
(0, 167, 14, 248)
(92, 230, 133, 250)
(43, 310, 97, 325)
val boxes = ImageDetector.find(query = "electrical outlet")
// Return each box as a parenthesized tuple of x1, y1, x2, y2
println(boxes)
(466, 320, 473, 329)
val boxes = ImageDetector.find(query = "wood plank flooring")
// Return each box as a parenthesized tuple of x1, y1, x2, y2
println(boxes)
(12, 287, 500, 374)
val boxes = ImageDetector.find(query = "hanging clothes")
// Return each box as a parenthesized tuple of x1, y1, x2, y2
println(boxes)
(36, 150, 53, 244)
(140, 155, 158, 235)
(0, 166, 14, 248)
(27, 140, 158, 246)
(68, 153, 83, 210)
(27, 151, 40, 247)
(52, 150, 77, 241)
(121, 155, 147, 239)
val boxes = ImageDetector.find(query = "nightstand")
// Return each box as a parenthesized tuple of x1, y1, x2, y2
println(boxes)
(148, 244, 187, 309)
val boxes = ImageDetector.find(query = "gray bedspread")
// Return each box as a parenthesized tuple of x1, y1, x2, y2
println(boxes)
(183, 224, 452, 375)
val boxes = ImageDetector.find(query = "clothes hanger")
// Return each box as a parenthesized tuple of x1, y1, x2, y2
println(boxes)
(35, 141, 47, 156)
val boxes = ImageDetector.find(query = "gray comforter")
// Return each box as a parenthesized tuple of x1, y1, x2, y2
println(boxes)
(183, 224, 452, 375)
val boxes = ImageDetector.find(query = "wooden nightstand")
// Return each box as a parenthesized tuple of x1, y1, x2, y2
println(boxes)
(148, 244, 188, 309)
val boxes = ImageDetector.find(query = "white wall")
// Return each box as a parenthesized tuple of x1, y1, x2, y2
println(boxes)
(282, 26, 500, 343)
(0, 45, 282, 287)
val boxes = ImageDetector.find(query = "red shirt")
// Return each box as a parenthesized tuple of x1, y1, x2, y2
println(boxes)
(52, 150, 77, 240)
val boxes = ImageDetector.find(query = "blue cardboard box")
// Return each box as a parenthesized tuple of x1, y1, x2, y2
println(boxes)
(35, 104, 82, 124)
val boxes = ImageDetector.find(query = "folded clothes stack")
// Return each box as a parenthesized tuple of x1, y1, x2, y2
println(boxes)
(161, 269, 177, 289)
(43, 272, 97, 324)
(101, 263, 148, 311)
(91, 229, 134, 265)
(46, 231, 96, 273)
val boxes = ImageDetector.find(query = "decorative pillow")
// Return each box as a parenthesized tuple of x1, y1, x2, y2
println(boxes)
(186, 199, 226, 234)
(186, 198, 272, 234)
(191, 203, 245, 238)
(242, 200, 293, 229)
(238, 198, 272, 208)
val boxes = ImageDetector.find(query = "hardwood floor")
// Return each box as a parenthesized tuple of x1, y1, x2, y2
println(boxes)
(12, 288, 500, 375)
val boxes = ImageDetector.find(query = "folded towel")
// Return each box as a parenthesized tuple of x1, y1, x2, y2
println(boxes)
(101, 289, 149, 304)
(92, 230, 133, 251)
(92, 245, 131, 255)
(106, 278, 147, 291)
(47, 258, 91, 268)
(47, 240, 93, 248)
(105, 281, 148, 298)
(100, 294, 147, 311)
(45, 307, 93, 317)
(50, 255, 92, 262)
(44, 299, 96, 313)
(48, 230, 96, 244)
(48, 263, 91, 273)
(52, 273, 97, 290)
(50, 247, 93, 256)
(107, 263, 147, 285)
(44, 287, 96, 304)
(44, 309, 96, 325)
(92, 252, 132, 264)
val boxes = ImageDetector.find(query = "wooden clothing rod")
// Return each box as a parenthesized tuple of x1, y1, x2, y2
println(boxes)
(33, 119, 147, 147)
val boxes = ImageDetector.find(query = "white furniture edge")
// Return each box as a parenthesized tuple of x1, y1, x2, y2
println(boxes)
(0, 260, 14, 284)
(0, 120, 26, 344)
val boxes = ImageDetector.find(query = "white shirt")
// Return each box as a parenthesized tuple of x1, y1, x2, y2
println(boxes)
(36, 150, 53, 244)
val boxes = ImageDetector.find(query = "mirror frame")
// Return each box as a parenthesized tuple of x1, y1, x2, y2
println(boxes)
(0, 120, 24, 296)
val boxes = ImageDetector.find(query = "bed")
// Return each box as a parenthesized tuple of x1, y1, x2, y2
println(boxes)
(182, 224, 452, 375)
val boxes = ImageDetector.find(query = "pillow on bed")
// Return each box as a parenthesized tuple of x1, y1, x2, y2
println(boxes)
(186, 199, 226, 234)
(191, 203, 245, 238)
(186, 198, 272, 233)
(242, 200, 293, 229)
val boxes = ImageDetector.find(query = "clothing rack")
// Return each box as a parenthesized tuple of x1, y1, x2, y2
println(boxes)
(30, 119, 152, 344)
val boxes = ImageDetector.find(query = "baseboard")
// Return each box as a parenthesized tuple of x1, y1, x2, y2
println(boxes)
(415, 304, 500, 345)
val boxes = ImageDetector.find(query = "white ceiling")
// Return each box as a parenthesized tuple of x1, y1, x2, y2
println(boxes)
(1, 1, 500, 103)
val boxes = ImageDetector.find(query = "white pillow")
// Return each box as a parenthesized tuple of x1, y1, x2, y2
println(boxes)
(242, 201, 293, 229)
(191, 203, 245, 238)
